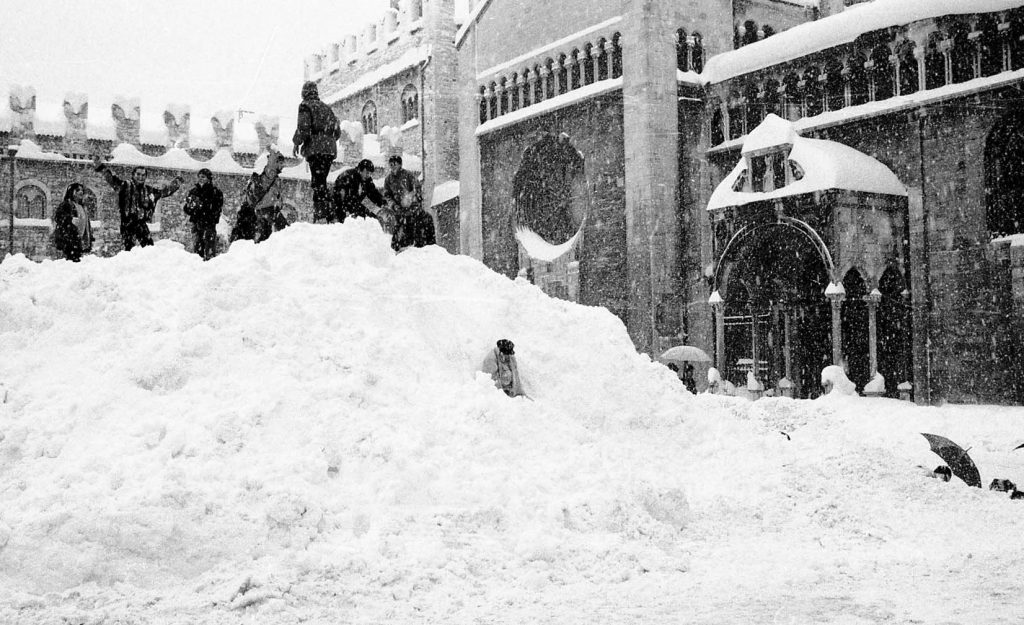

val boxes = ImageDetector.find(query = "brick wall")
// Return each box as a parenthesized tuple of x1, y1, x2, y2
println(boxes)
(478, 92, 628, 320)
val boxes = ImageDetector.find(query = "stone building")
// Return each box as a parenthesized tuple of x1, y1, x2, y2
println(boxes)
(0, 88, 319, 259)
(456, 0, 1024, 405)
(303, 0, 462, 253)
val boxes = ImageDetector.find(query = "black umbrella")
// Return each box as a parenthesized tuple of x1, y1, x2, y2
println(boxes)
(1014, 442, 1024, 451)
(921, 433, 982, 488)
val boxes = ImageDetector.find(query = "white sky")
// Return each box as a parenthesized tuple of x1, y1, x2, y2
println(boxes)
(0, 0, 389, 121)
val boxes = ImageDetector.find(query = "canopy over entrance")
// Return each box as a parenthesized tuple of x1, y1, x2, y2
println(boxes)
(708, 114, 907, 211)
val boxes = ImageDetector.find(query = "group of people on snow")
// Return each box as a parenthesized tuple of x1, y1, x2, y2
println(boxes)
(52, 80, 435, 262)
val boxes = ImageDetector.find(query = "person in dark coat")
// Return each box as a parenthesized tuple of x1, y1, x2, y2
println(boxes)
(332, 159, 384, 224)
(92, 155, 182, 251)
(681, 363, 698, 394)
(292, 81, 341, 223)
(231, 150, 287, 244)
(383, 155, 435, 250)
(182, 168, 223, 260)
(52, 183, 94, 262)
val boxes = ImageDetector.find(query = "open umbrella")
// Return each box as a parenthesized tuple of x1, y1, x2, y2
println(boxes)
(1013, 442, 1024, 451)
(921, 433, 982, 488)
(660, 345, 712, 364)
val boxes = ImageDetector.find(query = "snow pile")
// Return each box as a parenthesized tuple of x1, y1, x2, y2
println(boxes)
(1, 222, 1024, 624)
(821, 364, 857, 396)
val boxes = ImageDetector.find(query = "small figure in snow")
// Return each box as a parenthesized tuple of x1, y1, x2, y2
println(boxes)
(292, 81, 341, 223)
(681, 363, 698, 394)
(182, 168, 223, 260)
(52, 182, 94, 262)
(481, 338, 525, 398)
(93, 155, 182, 251)
(931, 465, 952, 482)
(383, 155, 435, 250)
(332, 159, 384, 224)
(231, 149, 288, 244)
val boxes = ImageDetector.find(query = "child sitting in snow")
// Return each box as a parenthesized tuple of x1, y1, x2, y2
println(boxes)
(481, 339, 525, 398)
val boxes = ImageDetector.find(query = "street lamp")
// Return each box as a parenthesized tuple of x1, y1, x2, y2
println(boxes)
(6, 144, 18, 255)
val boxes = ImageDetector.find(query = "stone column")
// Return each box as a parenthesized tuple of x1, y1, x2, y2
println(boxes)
(865, 288, 882, 377)
(827, 288, 845, 366)
(515, 74, 526, 110)
(710, 292, 725, 372)
(603, 39, 615, 79)
(589, 45, 602, 84)
(622, 0, 680, 353)
(484, 86, 494, 121)
(539, 66, 551, 101)
(553, 57, 564, 95)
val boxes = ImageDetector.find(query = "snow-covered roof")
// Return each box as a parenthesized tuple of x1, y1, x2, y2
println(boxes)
(702, 0, 1024, 84)
(13, 139, 69, 161)
(323, 46, 430, 105)
(476, 77, 622, 137)
(741, 113, 796, 155)
(708, 115, 906, 210)
(431, 180, 460, 206)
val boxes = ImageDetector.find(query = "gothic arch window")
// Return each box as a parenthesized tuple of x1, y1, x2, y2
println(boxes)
(898, 44, 919, 95)
(569, 50, 581, 90)
(711, 109, 725, 145)
(727, 92, 745, 139)
(949, 22, 974, 84)
(533, 65, 545, 102)
(498, 77, 509, 115)
(691, 32, 704, 73)
(824, 60, 845, 112)
(869, 46, 894, 101)
(610, 33, 622, 79)
(762, 78, 780, 118)
(510, 73, 521, 111)
(744, 82, 763, 129)
(676, 29, 689, 71)
(977, 16, 1002, 78)
(848, 52, 868, 106)
(985, 112, 1024, 236)
(478, 86, 487, 123)
(924, 34, 946, 90)
(582, 44, 595, 85)
(556, 54, 569, 95)
(596, 39, 609, 81)
(803, 66, 823, 117)
(544, 59, 556, 100)
(782, 72, 801, 121)
(512, 133, 587, 246)
(361, 100, 378, 134)
(14, 182, 47, 219)
(401, 84, 419, 123)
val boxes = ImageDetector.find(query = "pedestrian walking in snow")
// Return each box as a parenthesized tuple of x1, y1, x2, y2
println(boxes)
(292, 81, 341, 223)
(681, 363, 698, 394)
(383, 155, 435, 250)
(52, 182, 94, 262)
(231, 149, 287, 244)
(182, 168, 223, 260)
(481, 339, 525, 398)
(93, 155, 182, 251)
(332, 159, 384, 224)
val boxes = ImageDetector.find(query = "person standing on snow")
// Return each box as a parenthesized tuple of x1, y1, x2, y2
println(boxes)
(481, 339, 525, 398)
(332, 158, 384, 224)
(52, 182, 94, 262)
(182, 168, 223, 260)
(93, 155, 182, 251)
(383, 154, 435, 250)
(292, 81, 341, 223)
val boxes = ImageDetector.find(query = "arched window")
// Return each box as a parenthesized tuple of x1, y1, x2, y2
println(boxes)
(978, 16, 1002, 78)
(711, 109, 725, 145)
(869, 46, 894, 101)
(691, 32, 704, 73)
(985, 112, 1024, 236)
(487, 82, 498, 119)
(848, 52, 868, 106)
(596, 39, 609, 81)
(361, 100, 378, 134)
(15, 183, 47, 219)
(824, 60, 845, 112)
(510, 73, 521, 111)
(556, 54, 569, 95)
(898, 44, 919, 95)
(582, 44, 595, 85)
(802, 66, 823, 117)
(727, 92, 745, 139)
(401, 84, 419, 123)
(949, 22, 974, 84)
(781, 72, 801, 120)
(498, 77, 509, 115)
(924, 35, 946, 90)
(533, 65, 545, 103)
(611, 33, 622, 79)
(676, 29, 689, 71)
(544, 59, 556, 100)
(478, 87, 487, 124)
(744, 82, 763, 129)
(762, 78, 780, 118)
(569, 50, 581, 90)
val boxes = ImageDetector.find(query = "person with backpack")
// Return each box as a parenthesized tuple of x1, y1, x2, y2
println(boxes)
(292, 81, 341, 223)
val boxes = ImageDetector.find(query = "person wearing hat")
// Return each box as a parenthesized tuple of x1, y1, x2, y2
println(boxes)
(182, 167, 224, 260)
(332, 158, 384, 224)
(292, 81, 341, 223)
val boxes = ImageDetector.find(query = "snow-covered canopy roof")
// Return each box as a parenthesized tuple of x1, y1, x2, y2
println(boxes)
(702, 0, 1024, 84)
(741, 113, 797, 156)
(708, 115, 907, 210)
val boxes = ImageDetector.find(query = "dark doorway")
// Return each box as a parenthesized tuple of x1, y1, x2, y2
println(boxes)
(841, 269, 870, 391)
(877, 267, 911, 397)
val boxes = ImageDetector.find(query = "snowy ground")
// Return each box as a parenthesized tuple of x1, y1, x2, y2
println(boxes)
(1, 221, 1022, 624)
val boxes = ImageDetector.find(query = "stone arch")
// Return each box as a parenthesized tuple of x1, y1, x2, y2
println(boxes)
(744, 82, 763, 130)
(984, 111, 1024, 236)
(840, 267, 870, 391)
(897, 42, 919, 95)
(824, 59, 845, 112)
(401, 84, 419, 123)
(512, 133, 587, 246)
(711, 108, 724, 145)
(924, 32, 946, 90)
(610, 33, 622, 78)
(781, 72, 801, 120)
(569, 50, 582, 90)
(877, 265, 911, 396)
(948, 20, 974, 84)
(803, 65, 823, 117)
(14, 179, 50, 219)
(361, 100, 378, 134)
(691, 32, 704, 73)
(582, 43, 595, 85)
(977, 15, 1002, 78)
(869, 45, 893, 101)
(762, 78, 780, 118)
(713, 218, 836, 294)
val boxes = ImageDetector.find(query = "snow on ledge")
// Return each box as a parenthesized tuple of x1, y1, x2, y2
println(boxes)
(515, 226, 582, 263)
(14, 139, 69, 162)
(475, 17, 623, 82)
(431, 180, 460, 206)
(702, 0, 1024, 84)
(992, 233, 1024, 247)
(476, 78, 622, 137)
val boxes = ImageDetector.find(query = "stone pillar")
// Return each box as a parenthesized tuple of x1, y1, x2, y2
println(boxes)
(622, 0, 680, 353)
(525, 71, 536, 107)
(865, 288, 882, 377)
(539, 67, 550, 101)
(515, 74, 526, 110)
(484, 86, 494, 121)
(553, 57, 564, 95)
(827, 287, 845, 366)
(710, 292, 725, 372)
(603, 39, 615, 79)
(589, 45, 602, 84)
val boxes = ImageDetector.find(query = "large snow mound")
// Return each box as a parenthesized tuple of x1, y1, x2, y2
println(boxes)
(1, 221, 1024, 624)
